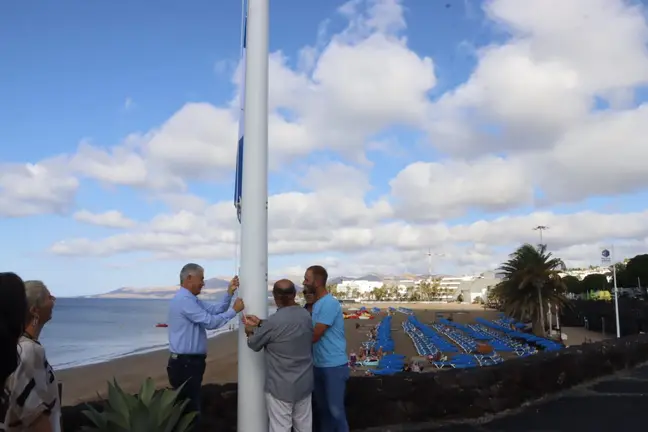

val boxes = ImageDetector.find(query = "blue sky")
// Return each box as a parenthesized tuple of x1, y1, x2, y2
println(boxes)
(2, 0, 648, 297)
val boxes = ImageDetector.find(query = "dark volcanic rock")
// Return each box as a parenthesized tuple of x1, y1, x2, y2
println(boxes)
(62, 333, 648, 431)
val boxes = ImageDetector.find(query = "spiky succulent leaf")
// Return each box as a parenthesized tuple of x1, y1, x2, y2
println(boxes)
(129, 398, 153, 432)
(82, 404, 108, 429)
(157, 382, 187, 425)
(106, 380, 130, 426)
(104, 411, 131, 430)
(138, 377, 156, 406)
(163, 401, 194, 432)
(173, 411, 198, 432)
(123, 392, 139, 411)
(83, 379, 197, 432)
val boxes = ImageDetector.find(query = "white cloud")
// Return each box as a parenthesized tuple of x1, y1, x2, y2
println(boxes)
(389, 156, 534, 221)
(73, 210, 136, 229)
(0, 158, 78, 217)
(5, 0, 648, 279)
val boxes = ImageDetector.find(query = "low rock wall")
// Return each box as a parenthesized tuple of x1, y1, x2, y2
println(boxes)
(62, 334, 648, 431)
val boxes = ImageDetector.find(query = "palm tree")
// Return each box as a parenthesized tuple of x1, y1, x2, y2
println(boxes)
(492, 243, 569, 336)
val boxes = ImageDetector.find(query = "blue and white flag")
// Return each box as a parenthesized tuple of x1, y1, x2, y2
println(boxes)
(234, 0, 248, 223)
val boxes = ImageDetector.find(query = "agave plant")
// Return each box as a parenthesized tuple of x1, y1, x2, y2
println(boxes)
(82, 378, 197, 432)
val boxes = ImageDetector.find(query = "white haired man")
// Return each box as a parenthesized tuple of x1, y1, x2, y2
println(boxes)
(167, 263, 245, 425)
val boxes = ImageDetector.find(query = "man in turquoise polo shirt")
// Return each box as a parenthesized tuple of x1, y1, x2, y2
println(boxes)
(304, 265, 349, 432)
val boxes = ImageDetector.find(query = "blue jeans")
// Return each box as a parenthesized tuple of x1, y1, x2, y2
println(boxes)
(313, 364, 349, 432)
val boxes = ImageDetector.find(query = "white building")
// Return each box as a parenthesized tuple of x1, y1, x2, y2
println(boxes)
(454, 273, 500, 303)
(437, 276, 474, 301)
(560, 267, 611, 280)
(336, 279, 383, 297)
(333, 273, 500, 303)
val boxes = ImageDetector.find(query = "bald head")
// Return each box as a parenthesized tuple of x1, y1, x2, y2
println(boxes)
(272, 279, 297, 307)
(273, 279, 296, 295)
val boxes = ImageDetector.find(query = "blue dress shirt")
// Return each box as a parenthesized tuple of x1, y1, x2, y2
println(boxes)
(168, 287, 236, 355)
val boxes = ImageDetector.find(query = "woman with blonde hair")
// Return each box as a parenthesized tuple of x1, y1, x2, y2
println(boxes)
(4, 280, 60, 432)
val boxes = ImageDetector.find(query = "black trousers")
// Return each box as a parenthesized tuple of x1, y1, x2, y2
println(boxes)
(167, 354, 206, 427)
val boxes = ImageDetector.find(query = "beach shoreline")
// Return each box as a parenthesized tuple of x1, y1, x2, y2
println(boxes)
(56, 330, 240, 406)
(53, 326, 237, 371)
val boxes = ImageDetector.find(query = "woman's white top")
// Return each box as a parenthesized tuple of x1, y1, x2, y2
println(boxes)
(2, 336, 61, 432)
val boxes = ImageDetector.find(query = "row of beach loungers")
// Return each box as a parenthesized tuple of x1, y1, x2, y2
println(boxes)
(436, 318, 536, 357)
(404, 314, 565, 368)
(405, 315, 459, 356)
(403, 316, 502, 368)
(363, 312, 564, 374)
(387, 306, 414, 315)
(471, 319, 538, 356)
(365, 316, 408, 375)
(488, 315, 564, 352)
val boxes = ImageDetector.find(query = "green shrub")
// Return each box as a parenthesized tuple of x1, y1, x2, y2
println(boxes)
(82, 378, 196, 432)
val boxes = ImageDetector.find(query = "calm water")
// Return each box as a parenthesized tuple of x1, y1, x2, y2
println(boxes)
(40, 298, 240, 369)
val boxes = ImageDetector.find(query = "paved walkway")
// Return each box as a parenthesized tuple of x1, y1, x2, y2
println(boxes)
(362, 363, 648, 432)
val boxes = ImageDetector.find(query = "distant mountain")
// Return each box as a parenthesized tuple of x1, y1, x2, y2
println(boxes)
(356, 273, 383, 282)
(204, 277, 230, 289)
(92, 277, 231, 300)
(328, 276, 348, 285)
(328, 273, 384, 284)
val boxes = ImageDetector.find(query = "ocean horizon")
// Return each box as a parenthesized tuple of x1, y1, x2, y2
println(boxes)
(41, 297, 250, 370)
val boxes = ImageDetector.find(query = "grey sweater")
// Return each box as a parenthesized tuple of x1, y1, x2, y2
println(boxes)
(247, 305, 314, 402)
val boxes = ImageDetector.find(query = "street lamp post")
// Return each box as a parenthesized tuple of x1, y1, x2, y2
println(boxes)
(426, 249, 445, 280)
(533, 225, 549, 246)
(601, 248, 620, 338)
(533, 225, 549, 332)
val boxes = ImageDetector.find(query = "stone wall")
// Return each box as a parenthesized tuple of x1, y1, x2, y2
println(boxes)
(62, 334, 648, 431)
(561, 299, 648, 336)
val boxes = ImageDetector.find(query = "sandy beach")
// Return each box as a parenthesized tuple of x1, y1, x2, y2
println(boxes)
(56, 302, 608, 406)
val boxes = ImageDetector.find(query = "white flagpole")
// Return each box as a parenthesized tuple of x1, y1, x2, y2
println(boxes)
(237, 0, 269, 430)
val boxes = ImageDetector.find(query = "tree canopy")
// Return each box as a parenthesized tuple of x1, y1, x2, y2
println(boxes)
(562, 275, 583, 295)
(580, 273, 610, 293)
(626, 254, 648, 287)
(491, 243, 568, 336)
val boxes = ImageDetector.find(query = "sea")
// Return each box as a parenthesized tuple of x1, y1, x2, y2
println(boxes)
(40, 297, 250, 370)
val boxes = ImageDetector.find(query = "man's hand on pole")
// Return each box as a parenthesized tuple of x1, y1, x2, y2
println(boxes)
(228, 276, 240, 296)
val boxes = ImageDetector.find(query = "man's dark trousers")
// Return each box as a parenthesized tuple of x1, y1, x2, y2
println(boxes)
(167, 354, 206, 427)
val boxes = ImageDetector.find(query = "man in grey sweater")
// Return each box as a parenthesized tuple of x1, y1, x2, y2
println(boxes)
(245, 279, 314, 432)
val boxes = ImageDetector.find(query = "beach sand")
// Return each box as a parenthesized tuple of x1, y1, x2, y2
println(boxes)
(56, 302, 609, 406)
(56, 331, 239, 406)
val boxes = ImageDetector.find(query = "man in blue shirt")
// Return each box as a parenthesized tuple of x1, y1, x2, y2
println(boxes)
(304, 265, 349, 432)
(167, 263, 244, 424)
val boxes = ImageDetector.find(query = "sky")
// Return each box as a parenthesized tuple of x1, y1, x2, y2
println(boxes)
(2, 0, 648, 297)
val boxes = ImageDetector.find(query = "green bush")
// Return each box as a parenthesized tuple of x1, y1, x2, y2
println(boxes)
(82, 378, 196, 432)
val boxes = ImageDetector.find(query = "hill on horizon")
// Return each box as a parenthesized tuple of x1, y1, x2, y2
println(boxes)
(91, 277, 231, 299)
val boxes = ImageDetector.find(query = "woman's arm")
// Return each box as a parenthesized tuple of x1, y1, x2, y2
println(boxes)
(28, 412, 53, 432)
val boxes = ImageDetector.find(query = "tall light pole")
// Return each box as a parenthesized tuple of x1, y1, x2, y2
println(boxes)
(533, 225, 549, 246)
(602, 248, 621, 338)
(426, 249, 445, 280)
(532, 225, 549, 336)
